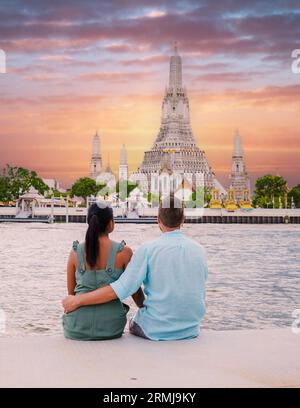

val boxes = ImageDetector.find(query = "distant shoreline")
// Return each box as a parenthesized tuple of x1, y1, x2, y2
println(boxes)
(1, 207, 300, 224)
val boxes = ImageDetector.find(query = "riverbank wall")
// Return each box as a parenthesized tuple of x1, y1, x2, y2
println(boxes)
(1, 207, 300, 223)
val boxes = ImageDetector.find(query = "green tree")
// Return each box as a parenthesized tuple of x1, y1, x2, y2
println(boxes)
(30, 171, 49, 194)
(253, 175, 288, 208)
(0, 165, 48, 201)
(71, 177, 98, 203)
(0, 174, 10, 202)
(44, 190, 70, 199)
(52, 190, 68, 198)
(288, 184, 300, 208)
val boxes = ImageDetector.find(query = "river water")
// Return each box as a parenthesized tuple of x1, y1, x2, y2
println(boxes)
(0, 223, 299, 337)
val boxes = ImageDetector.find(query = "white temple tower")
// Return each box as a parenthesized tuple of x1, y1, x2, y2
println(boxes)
(119, 144, 128, 181)
(90, 131, 102, 179)
(131, 43, 215, 193)
(229, 130, 250, 201)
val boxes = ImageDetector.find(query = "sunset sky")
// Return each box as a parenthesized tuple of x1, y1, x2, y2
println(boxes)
(0, 0, 299, 188)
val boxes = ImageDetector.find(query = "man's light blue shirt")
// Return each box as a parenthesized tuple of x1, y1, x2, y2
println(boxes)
(110, 230, 208, 341)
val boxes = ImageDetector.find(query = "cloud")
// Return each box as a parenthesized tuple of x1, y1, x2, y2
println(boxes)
(0, 38, 91, 53)
(195, 72, 257, 82)
(0, 0, 298, 63)
(226, 85, 300, 105)
(39, 54, 74, 62)
(190, 84, 300, 106)
(121, 55, 169, 66)
(23, 73, 67, 82)
(105, 44, 134, 53)
(145, 10, 167, 18)
(1, 0, 299, 186)
(185, 62, 231, 71)
(79, 71, 153, 82)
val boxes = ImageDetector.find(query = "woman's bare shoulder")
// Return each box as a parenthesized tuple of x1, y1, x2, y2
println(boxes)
(118, 244, 133, 262)
(67, 249, 77, 268)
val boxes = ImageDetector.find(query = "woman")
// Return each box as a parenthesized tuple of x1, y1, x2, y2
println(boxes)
(63, 203, 144, 340)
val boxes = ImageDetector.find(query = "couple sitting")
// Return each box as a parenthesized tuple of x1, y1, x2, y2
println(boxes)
(62, 195, 208, 341)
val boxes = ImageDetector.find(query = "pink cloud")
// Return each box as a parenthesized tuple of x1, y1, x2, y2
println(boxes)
(190, 84, 300, 106)
(195, 72, 255, 82)
(121, 55, 169, 66)
(79, 71, 153, 82)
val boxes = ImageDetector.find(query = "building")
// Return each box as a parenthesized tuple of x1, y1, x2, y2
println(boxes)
(90, 131, 102, 179)
(42, 178, 65, 193)
(96, 156, 116, 190)
(131, 44, 215, 195)
(119, 144, 128, 181)
(16, 186, 44, 217)
(229, 130, 250, 202)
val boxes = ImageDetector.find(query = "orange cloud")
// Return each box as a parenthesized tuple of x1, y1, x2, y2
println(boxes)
(79, 71, 153, 82)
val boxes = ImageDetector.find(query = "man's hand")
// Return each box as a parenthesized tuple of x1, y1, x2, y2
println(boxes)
(132, 287, 145, 308)
(62, 295, 81, 313)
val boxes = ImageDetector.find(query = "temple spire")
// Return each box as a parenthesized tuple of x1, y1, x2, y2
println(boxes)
(120, 144, 127, 166)
(92, 131, 100, 156)
(169, 41, 182, 89)
(233, 129, 244, 157)
(105, 153, 113, 174)
(131, 45, 216, 193)
(174, 41, 178, 55)
(119, 144, 128, 181)
(90, 131, 102, 179)
(230, 130, 250, 202)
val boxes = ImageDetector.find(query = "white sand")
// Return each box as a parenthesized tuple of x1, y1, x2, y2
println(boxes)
(1, 328, 299, 388)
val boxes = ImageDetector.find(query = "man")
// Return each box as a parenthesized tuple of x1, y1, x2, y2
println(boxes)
(63, 194, 208, 341)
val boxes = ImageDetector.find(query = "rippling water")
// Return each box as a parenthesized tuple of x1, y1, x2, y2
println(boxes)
(0, 222, 299, 337)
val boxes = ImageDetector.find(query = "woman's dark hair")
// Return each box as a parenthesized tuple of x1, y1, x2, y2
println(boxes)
(85, 203, 113, 269)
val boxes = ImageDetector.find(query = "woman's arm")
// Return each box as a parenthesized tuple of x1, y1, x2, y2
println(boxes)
(67, 250, 77, 295)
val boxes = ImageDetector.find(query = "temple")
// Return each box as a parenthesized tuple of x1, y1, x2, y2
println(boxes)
(90, 131, 102, 179)
(119, 144, 128, 181)
(229, 130, 250, 202)
(131, 44, 216, 194)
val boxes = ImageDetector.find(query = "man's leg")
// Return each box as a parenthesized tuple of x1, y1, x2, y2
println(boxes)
(129, 319, 149, 339)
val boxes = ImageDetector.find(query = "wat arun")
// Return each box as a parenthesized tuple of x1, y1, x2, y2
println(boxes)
(131, 44, 216, 193)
